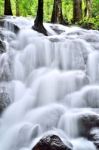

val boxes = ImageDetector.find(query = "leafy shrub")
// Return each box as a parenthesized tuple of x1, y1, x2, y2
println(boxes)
(79, 16, 99, 30)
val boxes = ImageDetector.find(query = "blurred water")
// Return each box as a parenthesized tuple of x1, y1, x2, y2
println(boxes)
(0, 17, 99, 150)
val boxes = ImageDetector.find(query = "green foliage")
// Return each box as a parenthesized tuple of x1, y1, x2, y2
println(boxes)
(79, 16, 99, 30)
(92, 0, 99, 17)
(0, 0, 4, 15)
(44, 0, 53, 21)
(19, 0, 37, 17)
(62, 0, 73, 21)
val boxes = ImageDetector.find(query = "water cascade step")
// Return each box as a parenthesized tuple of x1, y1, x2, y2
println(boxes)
(0, 17, 99, 150)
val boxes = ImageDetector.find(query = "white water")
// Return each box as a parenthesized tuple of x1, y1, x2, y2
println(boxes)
(0, 17, 99, 150)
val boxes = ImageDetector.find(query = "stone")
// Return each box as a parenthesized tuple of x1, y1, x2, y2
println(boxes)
(0, 20, 19, 33)
(79, 113, 99, 137)
(32, 135, 72, 150)
(0, 40, 6, 53)
(89, 128, 99, 149)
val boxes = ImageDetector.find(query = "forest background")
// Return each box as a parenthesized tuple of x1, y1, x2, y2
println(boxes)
(0, 0, 99, 30)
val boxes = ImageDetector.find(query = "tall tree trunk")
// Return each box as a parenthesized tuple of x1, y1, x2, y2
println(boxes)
(73, 0, 82, 22)
(84, 0, 92, 18)
(51, 0, 65, 24)
(16, 0, 19, 16)
(33, 0, 47, 36)
(4, 0, 13, 15)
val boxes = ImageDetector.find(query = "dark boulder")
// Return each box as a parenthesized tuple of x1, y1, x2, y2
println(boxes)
(89, 128, 99, 149)
(0, 40, 6, 53)
(32, 135, 72, 150)
(79, 112, 99, 137)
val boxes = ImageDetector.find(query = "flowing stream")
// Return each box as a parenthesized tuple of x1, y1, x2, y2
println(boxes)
(0, 17, 99, 150)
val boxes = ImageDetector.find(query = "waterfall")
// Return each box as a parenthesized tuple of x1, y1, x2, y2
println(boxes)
(0, 17, 99, 150)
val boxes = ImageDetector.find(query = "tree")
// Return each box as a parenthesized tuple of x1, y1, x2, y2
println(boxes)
(84, 0, 92, 18)
(33, 0, 47, 35)
(4, 0, 13, 15)
(16, 0, 20, 16)
(51, 0, 66, 24)
(73, 0, 82, 22)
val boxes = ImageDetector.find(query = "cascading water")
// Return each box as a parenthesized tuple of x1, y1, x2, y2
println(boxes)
(0, 17, 99, 150)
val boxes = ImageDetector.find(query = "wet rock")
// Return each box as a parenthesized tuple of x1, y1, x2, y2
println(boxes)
(49, 37, 61, 42)
(4, 21, 19, 33)
(50, 25, 65, 34)
(58, 110, 99, 139)
(0, 30, 5, 41)
(79, 113, 99, 137)
(0, 20, 19, 33)
(0, 52, 13, 81)
(89, 128, 99, 149)
(0, 20, 4, 28)
(80, 33, 99, 43)
(0, 90, 10, 114)
(0, 40, 6, 53)
(32, 135, 72, 150)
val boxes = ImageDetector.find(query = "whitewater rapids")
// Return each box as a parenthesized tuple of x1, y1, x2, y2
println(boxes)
(0, 17, 99, 150)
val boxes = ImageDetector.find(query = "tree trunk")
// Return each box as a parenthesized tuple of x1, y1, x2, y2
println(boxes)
(16, 0, 20, 16)
(73, 0, 82, 22)
(51, 0, 65, 24)
(33, 0, 47, 36)
(84, 0, 92, 18)
(4, 0, 13, 16)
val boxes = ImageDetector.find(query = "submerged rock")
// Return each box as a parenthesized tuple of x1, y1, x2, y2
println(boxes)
(0, 53, 13, 81)
(63, 85, 99, 108)
(0, 90, 10, 114)
(32, 135, 72, 150)
(50, 25, 65, 34)
(0, 30, 5, 41)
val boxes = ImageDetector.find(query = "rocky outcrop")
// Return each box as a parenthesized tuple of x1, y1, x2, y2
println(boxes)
(32, 135, 72, 150)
